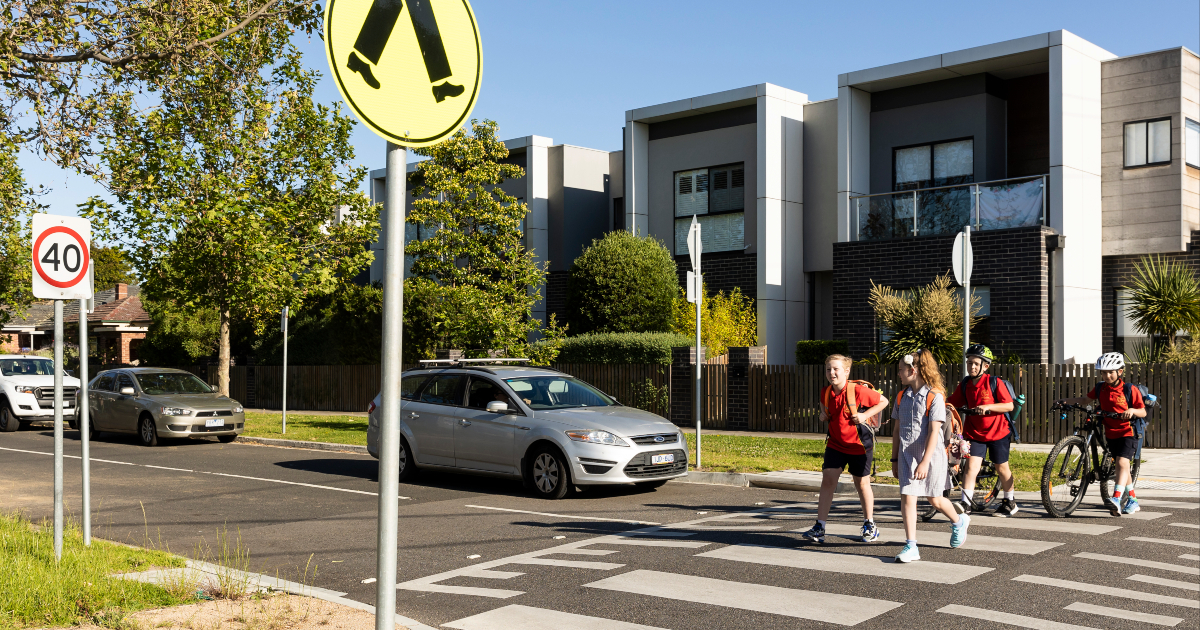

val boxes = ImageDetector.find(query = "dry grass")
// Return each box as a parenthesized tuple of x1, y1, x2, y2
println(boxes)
(44, 594, 398, 630)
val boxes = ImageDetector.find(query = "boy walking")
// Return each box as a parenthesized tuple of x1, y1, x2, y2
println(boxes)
(947, 345, 1018, 516)
(800, 354, 889, 544)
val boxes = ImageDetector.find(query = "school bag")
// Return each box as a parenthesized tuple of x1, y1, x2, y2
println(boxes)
(959, 374, 1025, 443)
(1092, 381, 1158, 449)
(908, 388, 965, 468)
(821, 380, 888, 435)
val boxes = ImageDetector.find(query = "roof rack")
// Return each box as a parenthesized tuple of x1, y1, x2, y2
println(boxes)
(417, 358, 531, 366)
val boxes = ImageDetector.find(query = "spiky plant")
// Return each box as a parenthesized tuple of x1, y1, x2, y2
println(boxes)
(868, 273, 981, 364)
(1124, 256, 1200, 361)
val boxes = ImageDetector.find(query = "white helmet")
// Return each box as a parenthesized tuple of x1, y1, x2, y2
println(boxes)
(1095, 352, 1125, 371)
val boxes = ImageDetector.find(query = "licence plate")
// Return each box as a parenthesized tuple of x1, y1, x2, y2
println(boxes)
(650, 454, 674, 465)
(205, 419, 225, 428)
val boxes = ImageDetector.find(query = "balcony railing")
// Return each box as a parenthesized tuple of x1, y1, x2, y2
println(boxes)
(851, 175, 1047, 242)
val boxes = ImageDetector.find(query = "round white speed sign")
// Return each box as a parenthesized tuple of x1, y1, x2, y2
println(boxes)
(31, 214, 93, 300)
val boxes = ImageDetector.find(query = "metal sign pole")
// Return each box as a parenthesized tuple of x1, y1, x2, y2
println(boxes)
(962, 225, 971, 379)
(53, 299, 64, 560)
(376, 141, 406, 630)
(79, 297, 90, 545)
(282, 305, 289, 434)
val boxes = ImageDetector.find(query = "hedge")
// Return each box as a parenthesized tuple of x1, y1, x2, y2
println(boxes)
(556, 332, 698, 365)
(795, 339, 850, 365)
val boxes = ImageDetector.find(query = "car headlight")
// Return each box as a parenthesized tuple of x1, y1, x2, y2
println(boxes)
(14, 386, 34, 394)
(232, 406, 243, 413)
(161, 407, 192, 416)
(565, 430, 629, 447)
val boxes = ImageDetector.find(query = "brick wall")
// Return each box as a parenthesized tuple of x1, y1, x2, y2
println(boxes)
(1102, 230, 1200, 352)
(674, 251, 757, 300)
(832, 225, 1054, 363)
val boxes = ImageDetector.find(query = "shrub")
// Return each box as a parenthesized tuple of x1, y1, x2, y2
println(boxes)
(1124, 255, 1200, 361)
(555, 332, 696, 365)
(672, 285, 757, 357)
(795, 340, 849, 365)
(1162, 336, 1200, 363)
(868, 273, 981, 364)
(567, 232, 678, 335)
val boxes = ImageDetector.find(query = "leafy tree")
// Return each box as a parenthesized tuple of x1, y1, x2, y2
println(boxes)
(405, 120, 564, 364)
(255, 282, 383, 365)
(1123, 255, 1200, 361)
(81, 42, 378, 395)
(91, 246, 136, 289)
(671, 284, 757, 357)
(868, 274, 980, 364)
(0, 135, 36, 323)
(567, 231, 677, 335)
(138, 298, 220, 365)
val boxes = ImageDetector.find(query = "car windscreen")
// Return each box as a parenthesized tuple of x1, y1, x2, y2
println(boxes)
(0, 358, 54, 376)
(504, 376, 616, 410)
(135, 373, 213, 395)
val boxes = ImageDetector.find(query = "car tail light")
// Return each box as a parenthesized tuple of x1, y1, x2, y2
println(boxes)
(367, 400, 376, 414)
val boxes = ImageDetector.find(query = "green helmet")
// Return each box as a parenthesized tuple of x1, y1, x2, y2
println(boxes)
(966, 344, 995, 364)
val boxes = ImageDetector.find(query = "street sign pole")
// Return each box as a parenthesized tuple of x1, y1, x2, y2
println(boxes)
(376, 141, 406, 630)
(687, 216, 702, 469)
(79, 262, 92, 545)
(53, 299, 64, 560)
(961, 226, 972, 378)
(282, 306, 289, 434)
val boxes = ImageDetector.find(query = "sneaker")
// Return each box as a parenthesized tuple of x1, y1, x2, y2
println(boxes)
(800, 522, 826, 544)
(894, 542, 920, 563)
(1106, 497, 1123, 517)
(950, 513, 970, 548)
(994, 499, 1020, 518)
(954, 499, 973, 515)
(861, 520, 880, 543)
(1122, 497, 1141, 515)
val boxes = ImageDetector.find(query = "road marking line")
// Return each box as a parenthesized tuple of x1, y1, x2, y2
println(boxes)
(1127, 574, 1200, 592)
(1012, 575, 1199, 608)
(938, 604, 1099, 629)
(1127, 536, 1200, 549)
(0, 445, 410, 499)
(921, 513, 1120, 535)
(1170, 522, 1200, 529)
(552, 549, 620, 556)
(1073, 552, 1199, 575)
(614, 530, 695, 537)
(1064, 602, 1182, 627)
(584, 569, 902, 625)
(590, 538, 710, 548)
(1133, 499, 1199, 510)
(698, 544, 993, 584)
(665, 525, 781, 531)
(443, 604, 672, 630)
(464, 505, 659, 525)
(822, 523, 1063, 555)
(509, 558, 625, 570)
(1180, 554, 1199, 561)
(1062, 507, 1169, 520)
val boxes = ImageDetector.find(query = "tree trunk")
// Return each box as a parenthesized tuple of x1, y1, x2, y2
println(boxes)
(218, 309, 231, 396)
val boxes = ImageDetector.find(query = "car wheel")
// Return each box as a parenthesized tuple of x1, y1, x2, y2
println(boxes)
(88, 417, 100, 438)
(0, 403, 18, 432)
(217, 434, 237, 444)
(526, 445, 571, 500)
(397, 437, 417, 483)
(138, 414, 158, 447)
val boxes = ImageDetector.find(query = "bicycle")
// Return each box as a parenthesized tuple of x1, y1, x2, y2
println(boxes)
(1040, 403, 1143, 518)
(920, 407, 1001, 521)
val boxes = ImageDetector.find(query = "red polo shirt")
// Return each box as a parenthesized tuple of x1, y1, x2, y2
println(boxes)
(1088, 380, 1144, 439)
(947, 374, 1013, 443)
(823, 382, 882, 456)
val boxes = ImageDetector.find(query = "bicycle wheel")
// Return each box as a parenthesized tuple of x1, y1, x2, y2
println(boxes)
(1041, 435, 1090, 517)
(921, 465, 960, 522)
(1099, 453, 1142, 504)
(973, 475, 1002, 512)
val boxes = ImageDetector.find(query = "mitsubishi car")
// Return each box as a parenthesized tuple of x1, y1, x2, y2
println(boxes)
(81, 368, 245, 446)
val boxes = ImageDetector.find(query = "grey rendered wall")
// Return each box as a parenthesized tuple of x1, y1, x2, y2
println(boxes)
(802, 98, 838, 273)
(609, 150, 624, 230)
(547, 145, 611, 271)
(1100, 48, 1199, 255)
(496, 148, 527, 202)
(646, 124, 757, 253)
(869, 93, 1007, 194)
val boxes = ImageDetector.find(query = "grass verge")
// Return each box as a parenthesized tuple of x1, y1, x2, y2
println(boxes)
(0, 512, 188, 629)
(241, 412, 367, 446)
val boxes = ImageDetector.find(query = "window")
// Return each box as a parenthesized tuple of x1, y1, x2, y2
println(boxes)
(504, 376, 616, 410)
(1186, 119, 1200, 169)
(893, 139, 974, 191)
(135, 372, 212, 395)
(117, 374, 135, 392)
(400, 375, 428, 401)
(612, 197, 625, 232)
(93, 373, 115, 392)
(466, 378, 513, 410)
(673, 163, 745, 255)
(0, 358, 53, 376)
(1124, 118, 1171, 167)
(419, 374, 466, 406)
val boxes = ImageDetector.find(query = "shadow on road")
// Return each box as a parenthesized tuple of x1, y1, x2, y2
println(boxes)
(32, 428, 226, 448)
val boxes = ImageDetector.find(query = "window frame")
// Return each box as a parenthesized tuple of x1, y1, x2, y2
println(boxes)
(891, 136, 975, 191)
(415, 373, 468, 408)
(1185, 118, 1200, 170)
(1123, 117, 1173, 169)
(672, 162, 746, 218)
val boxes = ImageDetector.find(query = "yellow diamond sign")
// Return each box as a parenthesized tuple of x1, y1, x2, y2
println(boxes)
(324, 0, 481, 147)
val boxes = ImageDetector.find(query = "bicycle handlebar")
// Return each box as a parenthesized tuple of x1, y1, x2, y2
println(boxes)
(1051, 402, 1123, 419)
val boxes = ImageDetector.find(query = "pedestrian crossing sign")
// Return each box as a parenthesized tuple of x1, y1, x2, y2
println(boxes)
(324, 0, 482, 147)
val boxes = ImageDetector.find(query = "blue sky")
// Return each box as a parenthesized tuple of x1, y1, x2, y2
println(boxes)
(22, 0, 1200, 218)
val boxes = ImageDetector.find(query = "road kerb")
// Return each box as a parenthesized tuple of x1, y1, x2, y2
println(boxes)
(235, 435, 369, 455)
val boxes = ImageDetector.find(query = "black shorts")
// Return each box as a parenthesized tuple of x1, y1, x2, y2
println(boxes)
(823, 446, 873, 478)
(1109, 436, 1139, 460)
(969, 434, 1011, 465)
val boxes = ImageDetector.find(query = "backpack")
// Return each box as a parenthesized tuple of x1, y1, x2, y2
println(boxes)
(1092, 381, 1158, 442)
(821, 380, 887, 435)
(959, 374, 1024, 443)
(906, 388, 965, 467)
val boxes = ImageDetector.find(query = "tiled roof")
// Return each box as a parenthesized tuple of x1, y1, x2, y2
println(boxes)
(2, 284, 150, 329)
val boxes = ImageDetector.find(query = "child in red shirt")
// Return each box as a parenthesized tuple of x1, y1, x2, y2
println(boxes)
(1056, 352, 1146, 516)
(798, 354, 889, 545)
(946, 345, 1017, 516)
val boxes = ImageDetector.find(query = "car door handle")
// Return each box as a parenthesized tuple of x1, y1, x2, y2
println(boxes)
(459, 419, 472, 426)
(408, 412, 419, 418)
(517, 426, 530, 430)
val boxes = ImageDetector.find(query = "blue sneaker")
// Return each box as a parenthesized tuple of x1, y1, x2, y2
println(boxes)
(861, 520, 880, 542)
(894, 542, 920, 563)
(950, 513, 970, 548)
(800, 522, 825, 544)
(1122, 497, 1141, 515)
(1106, 497, 1123, 517)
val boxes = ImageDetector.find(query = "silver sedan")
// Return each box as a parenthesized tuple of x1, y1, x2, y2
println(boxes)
(82, 368, 245, 446)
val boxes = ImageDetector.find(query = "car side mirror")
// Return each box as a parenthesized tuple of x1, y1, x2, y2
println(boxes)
(485, 401, 509, 414)
(120, 387, 135, 396)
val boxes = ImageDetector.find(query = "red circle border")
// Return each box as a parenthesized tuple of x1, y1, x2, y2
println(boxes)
(33, 226, 90, 289)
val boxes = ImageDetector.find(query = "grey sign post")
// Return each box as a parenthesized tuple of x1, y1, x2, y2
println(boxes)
(281, 305, 289, 434)
(80, 261, 94, 545)
(952, 226, 974, 377)
(687, 216, 702, 469)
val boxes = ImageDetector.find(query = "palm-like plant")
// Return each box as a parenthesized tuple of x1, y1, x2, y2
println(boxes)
(1124, 255, 1200, 361)
(868, 274, 981, 364)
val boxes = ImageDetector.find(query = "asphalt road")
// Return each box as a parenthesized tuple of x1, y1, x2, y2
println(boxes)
(2, 426, 1198, 630)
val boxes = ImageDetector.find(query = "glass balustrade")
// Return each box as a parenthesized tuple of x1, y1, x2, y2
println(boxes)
(853, 175, 1047, 242)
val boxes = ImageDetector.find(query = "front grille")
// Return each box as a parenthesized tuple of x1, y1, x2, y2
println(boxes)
(623, 449, 687, 478)
(194, 410, 233, 417)
(35, 387, 78, 402)
(631, 433, 679, 445)
(192, 423, 238, 432)
(167, 424, 187, 432)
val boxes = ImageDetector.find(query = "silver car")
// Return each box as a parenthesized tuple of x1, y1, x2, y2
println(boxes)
(81, 368, 246, 446)
(367, 365, 688, 499)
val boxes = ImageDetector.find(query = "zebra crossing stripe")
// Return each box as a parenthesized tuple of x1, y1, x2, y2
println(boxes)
(1063, 602, 1183, 627)
(443, 604, 672, 630)
(1126, 536, 1200, 549)
(1073, 552, 1199, 575)
(1169, 522, 1199, 529)
(588, 538, 711, 548)
(1126, 574, 1199, 592)
(938, 604, 1101, 629)
(697, 544, 993, 584)
(821, 523, 1063, 555)
(922, 514, 1121, 535)
(1181, 554, 1199, 561)
(584, 569, 903, 626)
(1012, 575, 1200, 608)
(509, 558, 625, 570)
(1064, 507, 1169, 520)
(1133, 499, 1199, 510)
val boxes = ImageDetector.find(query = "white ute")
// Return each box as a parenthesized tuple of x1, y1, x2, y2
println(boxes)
(0, 355, 81, 432)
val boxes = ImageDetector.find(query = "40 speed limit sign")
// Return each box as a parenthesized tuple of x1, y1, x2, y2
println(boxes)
(32, 214, 93, 300)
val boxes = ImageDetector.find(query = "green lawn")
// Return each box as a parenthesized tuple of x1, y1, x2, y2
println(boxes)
(242, 412, 367, 446)
(0, 513, 188, 629)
